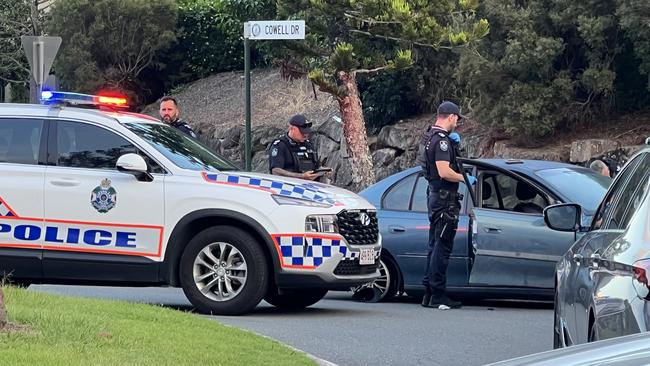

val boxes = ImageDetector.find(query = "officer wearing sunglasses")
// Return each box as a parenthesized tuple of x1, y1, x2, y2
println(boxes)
(269, 114, 332, 181)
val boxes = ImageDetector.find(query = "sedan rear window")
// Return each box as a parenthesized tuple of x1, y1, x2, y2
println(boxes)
(535, 168, 611, 214)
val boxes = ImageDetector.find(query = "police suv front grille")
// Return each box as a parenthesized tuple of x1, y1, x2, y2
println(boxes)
(336, 210, 379, 245)
(333, 259, 380, 276)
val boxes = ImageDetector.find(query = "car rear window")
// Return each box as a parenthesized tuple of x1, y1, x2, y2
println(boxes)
(534, 167, 611, 214)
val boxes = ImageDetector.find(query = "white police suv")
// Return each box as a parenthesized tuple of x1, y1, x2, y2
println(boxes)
(0, 92, 381, 315)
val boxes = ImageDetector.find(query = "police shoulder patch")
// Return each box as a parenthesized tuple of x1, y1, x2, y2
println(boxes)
(439, 140, 449, 152)
(271, 147, 278, 157)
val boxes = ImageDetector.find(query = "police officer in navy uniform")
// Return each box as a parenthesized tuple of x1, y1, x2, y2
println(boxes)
(159, 96, 197, 138)
(418, 101, 476, 309)
(269, 114, 331, 181)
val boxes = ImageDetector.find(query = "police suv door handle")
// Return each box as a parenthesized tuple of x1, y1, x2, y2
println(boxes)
(50, 178, 81, 187)
(388, 225, 406, 233)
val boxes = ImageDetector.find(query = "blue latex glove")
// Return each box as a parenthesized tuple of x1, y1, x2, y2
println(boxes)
(449, 132, 461, 144)
(467, 175, 477, 185)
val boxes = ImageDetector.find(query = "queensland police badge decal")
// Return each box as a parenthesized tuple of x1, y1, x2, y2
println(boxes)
(91, 178, 117, 213)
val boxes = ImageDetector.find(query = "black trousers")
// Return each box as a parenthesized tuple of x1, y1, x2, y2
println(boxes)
(422, 190, 459, 296)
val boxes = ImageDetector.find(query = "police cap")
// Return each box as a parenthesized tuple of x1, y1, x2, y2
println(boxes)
(289, 114, 313, 134)
(437, 101, 466, 121)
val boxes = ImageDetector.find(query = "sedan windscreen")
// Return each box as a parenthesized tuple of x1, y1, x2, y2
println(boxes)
(534, 168, 611, 214)
(126, 122, 238, 172)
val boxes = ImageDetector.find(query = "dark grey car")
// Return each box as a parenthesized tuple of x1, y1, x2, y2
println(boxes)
(546, 147, 650, 348)
(355, 159, 611, 302)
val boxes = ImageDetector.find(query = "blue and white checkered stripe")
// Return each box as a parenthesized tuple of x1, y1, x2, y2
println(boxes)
(204, 173, 340, 205)
(274, 235, 358, 268)
(0, 199, 15, 217)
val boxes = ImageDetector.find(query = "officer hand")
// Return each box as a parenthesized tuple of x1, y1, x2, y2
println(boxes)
(302, 171, 320, 181)
(467, 175, 477, 185)
(449, 132, 461, 144)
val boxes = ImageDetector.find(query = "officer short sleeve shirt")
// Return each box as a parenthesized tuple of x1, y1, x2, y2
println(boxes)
(426, 129, 459, 191)
(269, 138, 297, 172)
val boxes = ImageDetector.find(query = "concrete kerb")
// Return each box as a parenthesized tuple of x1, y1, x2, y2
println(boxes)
(208, 319, 338, 366)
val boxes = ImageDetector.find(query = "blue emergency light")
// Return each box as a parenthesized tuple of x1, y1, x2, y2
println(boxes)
(41, 90, 128, 108)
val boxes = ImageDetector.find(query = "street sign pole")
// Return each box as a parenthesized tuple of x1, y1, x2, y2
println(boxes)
(242, 20, 305, 172)
(244, 37, 252, 171)
(21, 36, 61, 104)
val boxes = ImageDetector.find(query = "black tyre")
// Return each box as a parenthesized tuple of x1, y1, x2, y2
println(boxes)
(553, 289, 562, 348)
(179, 226, 268, 315)
(351, 256, 399, 303)
(264, 287, 328, 310)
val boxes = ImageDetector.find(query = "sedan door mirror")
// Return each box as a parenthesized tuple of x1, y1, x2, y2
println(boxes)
(116, 153, 153, 182)
(543, 203, 582, 232)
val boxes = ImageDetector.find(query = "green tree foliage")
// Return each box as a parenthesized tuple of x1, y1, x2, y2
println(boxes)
(0, 0, 49, 101)
(46, 0, 177, 105)
(157, 0, 276, 89)
(457, 0, 650, 144)
(277, 0, 489, 189)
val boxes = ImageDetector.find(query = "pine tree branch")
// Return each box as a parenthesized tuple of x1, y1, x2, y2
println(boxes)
(349, 29, 453, 50)
(353, 65, 390, 75)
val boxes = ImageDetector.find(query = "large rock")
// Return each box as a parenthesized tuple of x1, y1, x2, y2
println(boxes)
(492, 142, 571, 162)
(377, 124, 418, 151)
(372, 148, 399, 181)
(317, 115, 343, 142)
(252, 126, 284, 153)
(312, 134, 340, 165)
(221, 126, 242, 150)
(570, 139, 620, 163)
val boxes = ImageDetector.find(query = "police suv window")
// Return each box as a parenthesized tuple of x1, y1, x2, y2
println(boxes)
(0, 119, 43, 165)
(54, 121, 162, 172)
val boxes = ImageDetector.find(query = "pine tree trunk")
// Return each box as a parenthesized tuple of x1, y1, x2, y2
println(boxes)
(336, 70, 375, 192)
(0, 287, 7, 329)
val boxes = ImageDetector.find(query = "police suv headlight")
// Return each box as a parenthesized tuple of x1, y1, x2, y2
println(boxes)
(305, 215, 338, 233)
(271, 195, 332, 208)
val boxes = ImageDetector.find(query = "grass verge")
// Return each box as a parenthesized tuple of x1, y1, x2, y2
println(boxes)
(0, 286, 315, 366)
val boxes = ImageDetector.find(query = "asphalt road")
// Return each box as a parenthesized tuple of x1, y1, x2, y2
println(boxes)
(31, 285, 553, 366)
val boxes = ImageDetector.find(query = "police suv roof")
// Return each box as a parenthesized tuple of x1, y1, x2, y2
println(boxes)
(0, 103, 163, 126)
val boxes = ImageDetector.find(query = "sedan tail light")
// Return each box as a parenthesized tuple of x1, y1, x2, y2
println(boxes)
(632, 259, 650, 300)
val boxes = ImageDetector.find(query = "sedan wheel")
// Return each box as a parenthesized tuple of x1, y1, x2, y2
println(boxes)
(352, 257, 398, 302)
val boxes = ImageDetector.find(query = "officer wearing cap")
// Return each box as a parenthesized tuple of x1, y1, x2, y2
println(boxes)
(159, 96, 197, 138)
(269, 114, 330, 181)
(417, 101, 476, 310)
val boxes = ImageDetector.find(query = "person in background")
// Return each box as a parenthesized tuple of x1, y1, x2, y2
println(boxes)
(589, 159, 610, 177)
(159, 96, 197, 138)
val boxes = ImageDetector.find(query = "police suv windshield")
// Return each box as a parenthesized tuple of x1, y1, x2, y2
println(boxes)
(534, 167, 611, 214)
(125, 122, 237, 172)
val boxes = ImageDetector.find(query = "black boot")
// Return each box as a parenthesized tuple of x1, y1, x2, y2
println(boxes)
(428, 293, 462, 309)
(421, 288, 432, 307)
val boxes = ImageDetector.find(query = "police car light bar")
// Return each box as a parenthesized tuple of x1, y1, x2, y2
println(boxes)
(41, 90, 129, 108)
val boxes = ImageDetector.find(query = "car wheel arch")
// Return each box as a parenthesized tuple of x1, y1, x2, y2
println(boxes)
(161, 209, 280, 286)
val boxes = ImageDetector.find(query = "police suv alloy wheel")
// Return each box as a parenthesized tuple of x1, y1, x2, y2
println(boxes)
(180, 226, 268, 315)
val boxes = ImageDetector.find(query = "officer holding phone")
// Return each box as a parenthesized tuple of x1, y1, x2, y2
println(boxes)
(269, 114, 332, 182)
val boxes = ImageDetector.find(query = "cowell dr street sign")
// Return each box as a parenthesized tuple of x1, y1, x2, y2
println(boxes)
(244, 20, 305, 40)
(241, 20, 305, 171)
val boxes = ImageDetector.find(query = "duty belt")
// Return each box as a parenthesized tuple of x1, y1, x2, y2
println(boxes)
(432, 189, 463, 202)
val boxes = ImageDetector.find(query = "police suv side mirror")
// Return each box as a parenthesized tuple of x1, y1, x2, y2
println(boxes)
(543, 203, 582, 232)
(116, 153, 153, 182)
